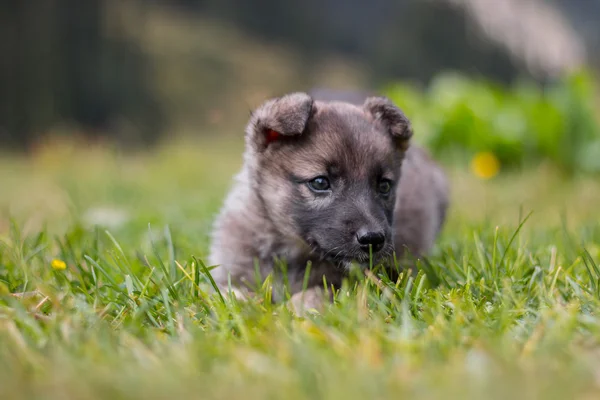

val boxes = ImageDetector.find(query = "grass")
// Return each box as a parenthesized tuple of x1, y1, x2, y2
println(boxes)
(1, 138, 600, 400)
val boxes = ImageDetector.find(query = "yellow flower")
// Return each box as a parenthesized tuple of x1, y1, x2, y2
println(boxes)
(470, 151, 500, 179)
(51, 259, 67, 270)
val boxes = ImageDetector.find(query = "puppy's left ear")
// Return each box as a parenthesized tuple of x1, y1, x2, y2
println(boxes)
(246, 92, 314, 151)
(363, 96, 413, 151)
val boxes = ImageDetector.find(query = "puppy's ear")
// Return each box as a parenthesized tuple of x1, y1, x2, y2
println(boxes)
(246, 92, 314, 151)
(363, 96, 412, 151)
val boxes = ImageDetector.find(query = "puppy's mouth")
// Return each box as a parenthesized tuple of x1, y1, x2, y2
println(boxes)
(305, 238, 393, 269)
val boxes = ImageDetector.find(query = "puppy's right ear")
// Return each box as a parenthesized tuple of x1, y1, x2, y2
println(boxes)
(246, 92, 314, 151)
(363, 96, 413, 151)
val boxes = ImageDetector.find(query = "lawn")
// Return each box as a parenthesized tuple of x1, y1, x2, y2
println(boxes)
(1, 137, 600, 400)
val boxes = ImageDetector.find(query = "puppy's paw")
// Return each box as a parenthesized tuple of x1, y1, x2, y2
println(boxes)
(289, 287, 329, 315)
(220, 286, 249, 301)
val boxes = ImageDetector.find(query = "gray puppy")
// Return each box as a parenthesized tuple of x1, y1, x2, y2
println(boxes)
(209, 92, 448, 310)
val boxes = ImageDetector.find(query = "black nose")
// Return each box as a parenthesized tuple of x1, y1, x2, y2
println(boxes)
(356, 229, 386, 253)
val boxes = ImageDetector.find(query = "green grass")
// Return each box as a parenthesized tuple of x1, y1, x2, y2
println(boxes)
(2, 138, 600, 400)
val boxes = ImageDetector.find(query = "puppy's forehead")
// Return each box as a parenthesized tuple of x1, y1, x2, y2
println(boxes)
(301, 101, 395, 168)
(312, 101, 377, 137)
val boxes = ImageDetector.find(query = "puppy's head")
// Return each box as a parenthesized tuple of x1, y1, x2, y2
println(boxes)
(245, 92, 412, 268)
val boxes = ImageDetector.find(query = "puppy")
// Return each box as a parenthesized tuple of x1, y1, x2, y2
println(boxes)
(209, 92, 448, 310)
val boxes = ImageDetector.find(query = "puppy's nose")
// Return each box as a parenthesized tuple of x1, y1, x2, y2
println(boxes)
(356, 229, 385, 253)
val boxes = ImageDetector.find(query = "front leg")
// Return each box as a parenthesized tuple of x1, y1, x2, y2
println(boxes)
(289, 286, 331, 315)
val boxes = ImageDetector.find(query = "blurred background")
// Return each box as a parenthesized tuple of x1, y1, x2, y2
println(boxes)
(1, 0, 600, 240)
(2, 0, 600, 162)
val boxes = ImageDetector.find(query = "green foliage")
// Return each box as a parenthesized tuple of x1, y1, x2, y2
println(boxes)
(384, 70, 600, 174)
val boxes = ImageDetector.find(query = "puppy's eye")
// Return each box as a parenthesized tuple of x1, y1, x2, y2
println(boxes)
(378, 179, 392, 195)
(307, 176, 331, 192)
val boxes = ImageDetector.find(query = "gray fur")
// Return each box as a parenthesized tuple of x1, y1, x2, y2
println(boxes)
(209, 92, 449, 303)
